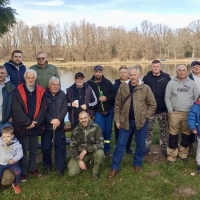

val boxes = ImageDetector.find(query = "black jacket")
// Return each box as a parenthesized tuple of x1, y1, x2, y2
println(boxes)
(12, 84, 46, 137)
(45, 89, 68, 130)
(87, 75, 115, 112)
(142, 71, 171, 113)
(113, 79, 121, 92)
(66, 83, 97, 124)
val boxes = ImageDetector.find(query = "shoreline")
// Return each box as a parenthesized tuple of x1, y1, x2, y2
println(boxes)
(0, 59, 195, 68)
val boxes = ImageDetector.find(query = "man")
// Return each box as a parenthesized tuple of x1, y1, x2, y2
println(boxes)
(87, 65, 115, 156)
(12, 69, 46, 181)
(42, 77, 68, 176)
(188, 61, 200, 152)
(113, 66, 134, 154)
(165, 64, 199, 163)
(0, 65, 16, 187)
(107, 66, 156, 178)
(30, 52, 59, 89)
(68, 110, 104, 180)
(66, 72, 97, 130)
(143, 60, 171, 156)
(0, 66, 15, 134)
(4, 50, 26, 86)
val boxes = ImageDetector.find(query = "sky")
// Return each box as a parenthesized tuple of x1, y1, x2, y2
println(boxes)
(9, 0, 200, 30)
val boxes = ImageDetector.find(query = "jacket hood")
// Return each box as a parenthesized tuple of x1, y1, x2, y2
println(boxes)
(6, 60, 23, 67)
(173, 76, 191, 82)
(124, 79, 143, 85)
(0, 75, 10, 85)
(0, 137, 19, 147)
(90, 75, 106, 83)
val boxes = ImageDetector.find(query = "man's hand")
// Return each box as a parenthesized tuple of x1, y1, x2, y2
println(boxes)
(9, 159, 15, 164)
(99, 96, 107, 102)
(116, 122, 120, 129)
(81, 104, 87, 110)
(79, 160, 87, 170)
(26, 121, 37, 129)
(192, 130, 198, 134)
(72, 102, 78, 107)
(79, 149, 87, 160)
(51, 119, 60, 130)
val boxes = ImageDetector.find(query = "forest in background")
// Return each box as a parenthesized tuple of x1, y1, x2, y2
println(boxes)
(1, 19, 200, 62)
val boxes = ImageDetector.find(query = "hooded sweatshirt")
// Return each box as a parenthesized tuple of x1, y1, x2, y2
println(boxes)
(142, 71, 171, 113)
(0, 137, 23, 165)
(165, 76, 199, 112)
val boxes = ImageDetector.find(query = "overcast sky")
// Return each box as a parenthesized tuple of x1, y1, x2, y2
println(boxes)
(10, 0, 200, 30)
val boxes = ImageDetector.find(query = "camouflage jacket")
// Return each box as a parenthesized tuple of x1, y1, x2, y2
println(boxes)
(70, 120, 104, 161)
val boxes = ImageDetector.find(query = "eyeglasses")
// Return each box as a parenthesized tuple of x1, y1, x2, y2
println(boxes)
(37, 57, 45, 61)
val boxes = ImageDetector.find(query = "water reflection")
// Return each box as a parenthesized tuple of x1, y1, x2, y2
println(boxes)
(59, 64, 182, 91)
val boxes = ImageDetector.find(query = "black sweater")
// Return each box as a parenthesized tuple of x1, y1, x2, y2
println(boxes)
(142, 71, 171, 114)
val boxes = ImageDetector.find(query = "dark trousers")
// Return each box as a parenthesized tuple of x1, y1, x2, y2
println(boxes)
(18, 135, 38, 174)
(0, 164, 21, 186)
(114, 123, 134, 150)
(41, 128, 66, 171)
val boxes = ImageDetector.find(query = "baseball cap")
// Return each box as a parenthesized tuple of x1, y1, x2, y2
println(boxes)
(191, 61, 200, 67)
(94, 65, 103, 71)
(74, 72, 85, 79)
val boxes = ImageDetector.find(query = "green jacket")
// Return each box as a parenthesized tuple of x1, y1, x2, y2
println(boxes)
(70, 120, 104, 161)
(114, 80, 157, 130)
(30, 63, 59, 89)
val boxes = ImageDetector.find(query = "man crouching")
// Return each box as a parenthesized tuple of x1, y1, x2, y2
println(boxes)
(68, 110, 105, 180)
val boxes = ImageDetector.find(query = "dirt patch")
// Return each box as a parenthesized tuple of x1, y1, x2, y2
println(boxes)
(174, 187, 197, 198)
(144, 145, 167, 164)
(147, 170, 161, 177)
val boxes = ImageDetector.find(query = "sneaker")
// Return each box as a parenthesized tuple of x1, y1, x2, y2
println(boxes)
(145, 148, 150, 155)
(126, 148, 134, 154)
(91, 173, 98, 180)
(12, 184, 21, 194)
(29, 169, 42, 177)
(21, 174, 27, 182)
(43, 166, 51, 174)
(57, 170, 64, 177)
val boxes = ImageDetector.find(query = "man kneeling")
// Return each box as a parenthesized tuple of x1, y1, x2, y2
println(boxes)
(68, 111, 105, 180)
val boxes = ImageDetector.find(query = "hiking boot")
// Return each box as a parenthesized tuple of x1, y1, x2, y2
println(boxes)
(29, 169, 42, 177)
(91, 173, 98, 180)
(21, 174, 27, 182)
(43, 166, 51, 174)
(134, 166, 142, 173)
(126, 148, 134, 154)
(145, 148, 150, 155)
(12, 184, 21, 194)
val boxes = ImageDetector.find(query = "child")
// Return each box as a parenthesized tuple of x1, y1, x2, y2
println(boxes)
(187, 97, 200, 173)
(0, 126, 23, 193)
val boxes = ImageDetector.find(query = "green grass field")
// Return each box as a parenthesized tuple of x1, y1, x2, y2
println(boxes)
(0, 122, 199, 200)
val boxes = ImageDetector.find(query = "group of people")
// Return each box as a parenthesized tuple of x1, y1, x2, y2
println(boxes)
(1, 50, 200, 194)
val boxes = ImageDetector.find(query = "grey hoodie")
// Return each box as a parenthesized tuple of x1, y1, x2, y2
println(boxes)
(0, 76, 10, 122)
(165, 76, 199, 112)
(0, 137, 23, 165)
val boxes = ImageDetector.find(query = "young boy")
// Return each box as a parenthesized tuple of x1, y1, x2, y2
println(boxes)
(187, 97, 200, 173)
(0, 126, 23, 193)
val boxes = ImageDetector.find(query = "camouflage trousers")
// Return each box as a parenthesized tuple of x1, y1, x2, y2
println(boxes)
(145, 112, 169, 151)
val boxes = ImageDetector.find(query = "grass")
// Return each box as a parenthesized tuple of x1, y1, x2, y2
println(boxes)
(0, 122, 199, 200)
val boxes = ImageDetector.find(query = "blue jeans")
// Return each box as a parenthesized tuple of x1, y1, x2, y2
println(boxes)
(41, 128, 66, 171)
(0, 164, 21, 186)
(111, 120, 147, 170)
(0, 121, 12, 136)
(94, 107, 114, 152)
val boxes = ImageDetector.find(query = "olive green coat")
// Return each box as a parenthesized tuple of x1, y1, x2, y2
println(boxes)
(114, 80, 157, 130)
(30, 63, 59, 89)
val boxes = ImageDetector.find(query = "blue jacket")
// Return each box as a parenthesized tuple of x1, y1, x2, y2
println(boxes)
(2, 77, 16, 123)
(187, 101, 200, 135)
(4, 60, 26, 86)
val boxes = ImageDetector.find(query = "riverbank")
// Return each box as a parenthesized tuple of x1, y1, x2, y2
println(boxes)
(0, 58, 195, 68)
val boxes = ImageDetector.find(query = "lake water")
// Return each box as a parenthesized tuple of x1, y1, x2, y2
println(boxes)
(58, 64, 188, 91)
